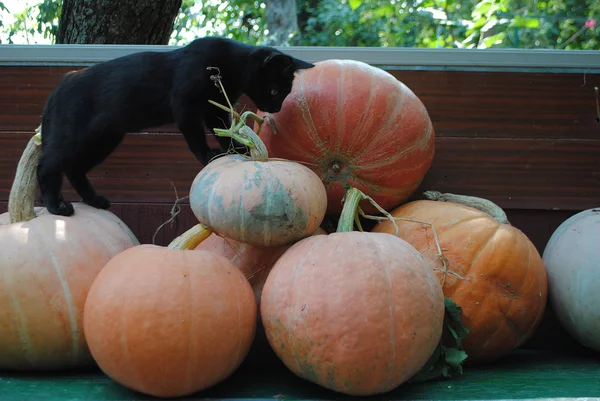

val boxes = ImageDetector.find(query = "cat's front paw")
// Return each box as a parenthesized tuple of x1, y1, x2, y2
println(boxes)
(85, 195, 111, 210)
(47, 200, 75, 216)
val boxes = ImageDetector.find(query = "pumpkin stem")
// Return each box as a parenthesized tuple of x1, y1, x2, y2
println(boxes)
(207, 69, 269, 162)
(423, 191, 510, 224)
(336, 187, 363, 232)
(8, 127, 42, 224)
(167, 223, 213, 250)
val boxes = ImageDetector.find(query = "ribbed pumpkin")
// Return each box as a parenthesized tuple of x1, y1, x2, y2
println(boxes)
(257, 59, 435, 215)
(371, 191, 548, 364)
(542, 208, 600, 351)
(260, 188, 445, 396)
(0, 132, 139, 371)
(83, 227, 257, 398)
(189, 124, 327, 247)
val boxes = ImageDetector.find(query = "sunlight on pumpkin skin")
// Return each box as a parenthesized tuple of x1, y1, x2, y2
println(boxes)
(257, 59, 435, 215)
(0, 205, 139, 370)
(372, 199, 548, 364)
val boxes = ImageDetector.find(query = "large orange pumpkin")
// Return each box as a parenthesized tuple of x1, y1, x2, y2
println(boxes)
(257, 59, 435, 215)
(83, 227, 257, 398)
(0, 132, 139, 370)
(371, 191, 548, 364)
(260, 188, 445, 396)
(189, 121, 327, 247)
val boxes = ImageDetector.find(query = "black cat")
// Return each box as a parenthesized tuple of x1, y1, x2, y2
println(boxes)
(38, 36, 314, 216)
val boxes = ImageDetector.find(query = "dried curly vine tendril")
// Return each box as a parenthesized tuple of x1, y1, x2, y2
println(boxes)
(338, 187, 466, 287)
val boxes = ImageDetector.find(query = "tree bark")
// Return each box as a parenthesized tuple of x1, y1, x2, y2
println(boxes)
(57, 0, 182, 44)
(264, 0, 299, 46)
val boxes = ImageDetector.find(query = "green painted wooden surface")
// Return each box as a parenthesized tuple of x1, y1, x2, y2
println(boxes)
(1, 350, 599, 401)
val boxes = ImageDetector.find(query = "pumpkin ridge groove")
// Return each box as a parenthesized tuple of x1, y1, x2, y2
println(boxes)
(357, 125, 432, 172)
(334, 64, 345, 154)
(118, 267, 144, 393)
(455, 223, 502, 349)
(3, 259, 34, 365)
(296, 83, 327, 156)
(232, 254, 244, 374)
(347, 70, 381, 158)
(288, 237, 324, 375)
(185, 251, 194, 392)
(374, 237, 397, 390)
(432, 215, 489, 242)
(507, 239, 538, 348)
(462, 221, 502, 279)
(46, 247, 79, 363)
(453, 222, 503, 331)
(490, 228, 533, 350)
(358, 88, 406, 159)
(478, 232, 522, 352)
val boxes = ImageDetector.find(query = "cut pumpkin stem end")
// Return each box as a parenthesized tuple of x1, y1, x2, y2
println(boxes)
(167, 223, 213, 250)
(7, 127, 43, 224)
(422, 190, 510, 225)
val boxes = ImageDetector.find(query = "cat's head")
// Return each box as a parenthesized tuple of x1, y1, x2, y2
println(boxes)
(245, 48, 315, 113)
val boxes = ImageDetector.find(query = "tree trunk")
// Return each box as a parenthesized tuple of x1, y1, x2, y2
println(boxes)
(264, 0, 299, 46)
(57, 0, 182, 44)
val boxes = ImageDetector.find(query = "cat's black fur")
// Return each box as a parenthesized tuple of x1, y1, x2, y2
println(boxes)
(38, 36, 314, 216)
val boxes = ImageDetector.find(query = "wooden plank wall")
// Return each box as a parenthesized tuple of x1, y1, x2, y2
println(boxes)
(0, 63, 599, 351)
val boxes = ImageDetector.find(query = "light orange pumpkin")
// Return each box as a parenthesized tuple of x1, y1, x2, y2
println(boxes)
(0, 132, 139, 371)
(83, 226, 257, 398)
(260, 188, 445, 396)
(371, 191, 548, 364)
(189, 111, 327, 248)
(257, 59, 435, 215)
(194, 227, 327, 305)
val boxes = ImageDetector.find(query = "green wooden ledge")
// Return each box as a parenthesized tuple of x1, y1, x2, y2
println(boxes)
(1, 350, 599, 401)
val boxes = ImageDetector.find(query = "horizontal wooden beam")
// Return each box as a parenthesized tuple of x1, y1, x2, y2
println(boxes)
(1, 44, 600, 72)
(1, 132, 598, 211)
(1, 66, 599, 140)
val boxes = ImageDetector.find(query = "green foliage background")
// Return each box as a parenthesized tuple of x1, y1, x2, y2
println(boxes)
(1, 0, 598, 49)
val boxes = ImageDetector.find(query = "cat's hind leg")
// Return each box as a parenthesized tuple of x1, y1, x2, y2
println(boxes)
(65, 129, 127, 211)
(65, 169, 111, 210)
(37, 150, 74, 216)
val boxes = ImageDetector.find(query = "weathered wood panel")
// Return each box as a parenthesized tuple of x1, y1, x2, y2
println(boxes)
(1, 66, 599, 140)
(1, 132, 598, 210)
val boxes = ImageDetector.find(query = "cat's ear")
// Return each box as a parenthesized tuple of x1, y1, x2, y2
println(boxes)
(263, 53, 315, 72)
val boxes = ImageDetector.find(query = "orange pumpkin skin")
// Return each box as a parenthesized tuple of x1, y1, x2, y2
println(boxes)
(0, 204, 139, 370)
(189, 154, 327, 247)
(260, 231, 445, 396)
(194, 227, 327, 305)
(257, 59, 435, 215)
(83, 245, 257, 398)
(372, 200, 548, 364)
